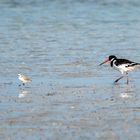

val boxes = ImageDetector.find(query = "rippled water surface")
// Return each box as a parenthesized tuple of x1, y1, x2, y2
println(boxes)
(0, 0, 140, 139)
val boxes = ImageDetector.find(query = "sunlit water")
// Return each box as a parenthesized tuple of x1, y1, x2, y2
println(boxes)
(0, 0, 140, 139)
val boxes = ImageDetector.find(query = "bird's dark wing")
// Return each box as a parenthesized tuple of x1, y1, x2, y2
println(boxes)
(116, 59, 140, 67)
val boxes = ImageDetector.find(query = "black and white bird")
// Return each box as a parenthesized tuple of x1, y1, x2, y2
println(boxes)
(99, 55, 140, 84)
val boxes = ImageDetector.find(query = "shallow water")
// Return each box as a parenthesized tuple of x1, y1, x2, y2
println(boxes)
(0, 0, 140, 139)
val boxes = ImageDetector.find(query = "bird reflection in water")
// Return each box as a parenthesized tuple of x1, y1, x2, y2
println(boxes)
(120, 85, 132, 98)
(112, 84, 133, 99)
(18, 89, 30, 98)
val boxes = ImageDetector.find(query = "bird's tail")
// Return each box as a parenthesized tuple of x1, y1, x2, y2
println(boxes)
(136, 63, 140, 67)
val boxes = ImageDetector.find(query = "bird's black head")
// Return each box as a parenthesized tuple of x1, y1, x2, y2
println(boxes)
(108, 55, 117, 61)
(99, 55, 117, 65)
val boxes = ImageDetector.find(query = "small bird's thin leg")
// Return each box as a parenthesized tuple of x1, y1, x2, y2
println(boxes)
(23, 83, 25, 86)
(114, 76, 124, 83)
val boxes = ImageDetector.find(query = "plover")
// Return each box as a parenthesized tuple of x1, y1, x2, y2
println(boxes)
(18, 73, 31, 86)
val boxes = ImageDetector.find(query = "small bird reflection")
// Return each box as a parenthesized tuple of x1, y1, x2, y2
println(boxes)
(18, 90, 30, 98)
(120, 92, 131, 98)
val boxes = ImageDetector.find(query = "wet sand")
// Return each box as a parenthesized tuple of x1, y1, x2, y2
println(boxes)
(1, 76, 140, 139)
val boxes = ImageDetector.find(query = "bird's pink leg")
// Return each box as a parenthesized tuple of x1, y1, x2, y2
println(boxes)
(114, 76, 124, 83)
(126, 73, 129, 84)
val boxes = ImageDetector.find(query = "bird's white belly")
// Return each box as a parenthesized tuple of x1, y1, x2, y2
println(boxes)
(113, 64, 135, 74)
(19, 77, 28, 83)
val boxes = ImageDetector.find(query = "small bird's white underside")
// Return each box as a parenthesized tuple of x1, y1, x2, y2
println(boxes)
(18, 77, 29, 83)
(18, 74, 30, 83)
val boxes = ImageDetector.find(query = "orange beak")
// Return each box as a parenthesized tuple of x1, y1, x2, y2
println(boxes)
(99, 58, 109, 65)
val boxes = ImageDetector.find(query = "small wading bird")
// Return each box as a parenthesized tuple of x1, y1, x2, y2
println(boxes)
(18, 74, 31, 86)
(99, 55, 140, 84)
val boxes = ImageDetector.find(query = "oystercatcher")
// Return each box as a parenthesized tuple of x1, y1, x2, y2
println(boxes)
(18, 74, 31, 86)
(99, 55, 140, 84)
